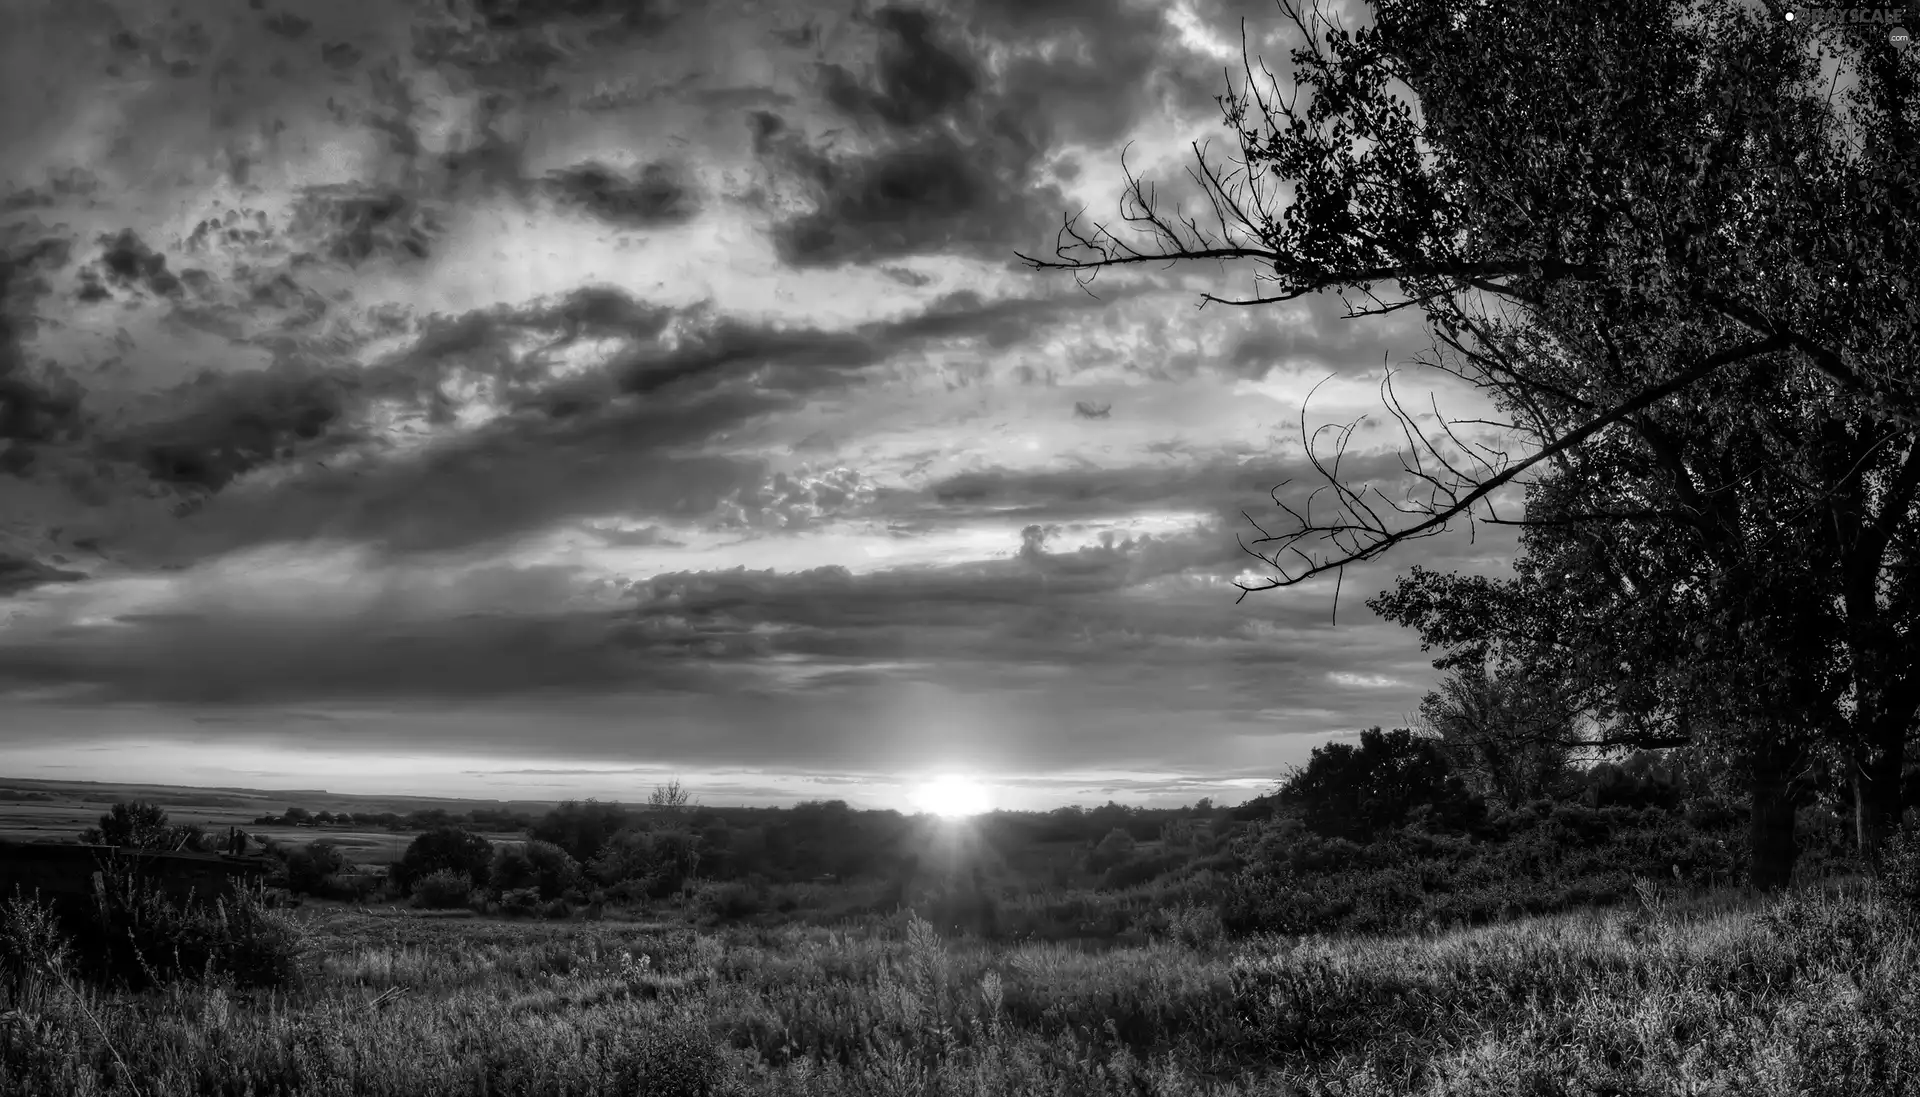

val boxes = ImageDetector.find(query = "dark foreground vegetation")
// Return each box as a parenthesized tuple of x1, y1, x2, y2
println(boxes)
(9, 832, 1920, 1095)
(5, 737, 1920, 1094)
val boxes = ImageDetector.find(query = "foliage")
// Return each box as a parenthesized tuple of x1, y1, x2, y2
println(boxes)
(391, 826, 495, 894)
(646, 779, 693, 815)
(76, 800, 197, 851)
(412, 869, 477, 910)
(62, 867, 304, 991)
(590, 826, 701, 897)
(498, 887, 543, 918)
(1279, 726, 1487, 842)
(491, 839, 585, 901)
(1419, 662, 1577, 806)
(1875, 824, 1920, 918)
(11, 867, 1920, 1095)
(1085, 828, 1136, 874)
(282, 840, 347, 897)
(1220, 795, 1743, 937)
(530, 798, 633, 867)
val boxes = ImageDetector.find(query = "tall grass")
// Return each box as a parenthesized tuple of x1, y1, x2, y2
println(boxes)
(6, 875, 1920, 1094)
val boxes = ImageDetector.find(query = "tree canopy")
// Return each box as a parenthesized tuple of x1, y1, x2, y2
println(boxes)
(1024, 0, 1919, 883)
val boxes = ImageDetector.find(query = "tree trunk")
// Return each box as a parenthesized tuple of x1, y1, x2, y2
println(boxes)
(1854, 711, 1910, 871)
(1748, 749, 1798, 892)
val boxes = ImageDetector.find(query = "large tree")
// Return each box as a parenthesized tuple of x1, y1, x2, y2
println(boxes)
(1023, 0, 1919, 873)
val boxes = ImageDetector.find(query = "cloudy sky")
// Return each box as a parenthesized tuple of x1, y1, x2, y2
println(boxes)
(0, 0, 1518, 811)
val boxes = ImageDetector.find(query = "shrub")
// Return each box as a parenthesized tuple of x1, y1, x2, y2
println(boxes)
(412, 868, 475, 910)
(0, 886, 73, 987)
(75, 870, 303, 991)
(77, 800, 175, 849)
(283, 840, 347, 896)
(391, 826, 494, 893)
(601, 1018, 728, 1097)
(322, 872, 379, 902)
(540, 897, 572, 920)
(1086, 828, 1137, 873)
(591, 826, 702, 896)
(531, 798, 633, 867)
(499, 887, 542, 917)
(700, 878, 768, 922)
(1280, 726, 1487, 841)
(491, 839, 586, 901)
(1153, 900, 1225, 949)
(1877, 825, 1920, 918)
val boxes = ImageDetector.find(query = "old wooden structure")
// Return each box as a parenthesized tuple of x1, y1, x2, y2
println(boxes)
(0, 839, 275, 912)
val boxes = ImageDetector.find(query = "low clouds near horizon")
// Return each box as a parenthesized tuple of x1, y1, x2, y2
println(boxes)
(0, 0, 1515, 809)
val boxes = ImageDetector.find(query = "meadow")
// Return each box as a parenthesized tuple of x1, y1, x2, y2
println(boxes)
(3, 750, 1912, 1096)
(5, 876, 1920, 1096)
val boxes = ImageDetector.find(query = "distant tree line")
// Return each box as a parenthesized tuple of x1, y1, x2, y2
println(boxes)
(249, 805, 535, 831)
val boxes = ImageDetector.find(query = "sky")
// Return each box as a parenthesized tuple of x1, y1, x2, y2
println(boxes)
(0, 0, 1523, 812)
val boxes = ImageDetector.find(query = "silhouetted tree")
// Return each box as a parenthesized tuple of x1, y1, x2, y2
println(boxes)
(79, 801, 186, 851)
(647, 779, 692, 814)
(1418, 663, 1579, 807)
(489, 839, 584, 901)
(529, 798, 631, 866)
(1279, 727, 1485, 841)
(1026, 0, 1920, 873)
(390, 826, 494, 893)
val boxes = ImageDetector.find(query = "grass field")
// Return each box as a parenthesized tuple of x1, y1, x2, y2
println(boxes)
(4, 877, 1919, 1095)
(0, 778, 536, 865)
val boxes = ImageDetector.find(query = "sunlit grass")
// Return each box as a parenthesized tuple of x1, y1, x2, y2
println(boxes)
(5, 880, 1920, 1095)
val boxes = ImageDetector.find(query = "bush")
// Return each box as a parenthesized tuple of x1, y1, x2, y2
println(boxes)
(1152, 900, 1225, 949)
(531, 798, 633, 867)
(321, 872, 380, 903)
(1878, 825, 1920, 917)
(1086, 828, 1136, 874)
(412, 868, 475, 910)
(491, 839, 586, 901)
(283, 840, 347, 896)
(540, 897, 573, 920)
(499, 887, 542, 917)
(700, 878, 768, 922)
(591, 826, 702, 896)
(0, 886, 73, 987)
(1280, 726, 1487, 841)
(70, 870, 303, 991)
(391, 826, 494, 894)
(602, 1018, 729, 1097)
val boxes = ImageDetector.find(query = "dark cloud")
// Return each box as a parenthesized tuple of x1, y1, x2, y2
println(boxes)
(286, 188, 442, 267)
(0, 603, 737, 706)
(751, 1, 1070, 269)
(820, 7, 979, 130)
(93, 230, 183, 298)
(1073, 400, 1111, 419)
(261, 12, 314, 40)
(0, 555, 86, 595)
(470, 0, 681, 32)
(103, 366, 351, 494)
(543, 160, 700, 228)
(0, 234, 84, 471)
(758, 120, 1060, 269)
(109, 284, 1118, 560)
(754, 0, 1259, 271)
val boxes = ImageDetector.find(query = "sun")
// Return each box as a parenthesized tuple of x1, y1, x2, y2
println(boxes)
(911, 774, 992, 819)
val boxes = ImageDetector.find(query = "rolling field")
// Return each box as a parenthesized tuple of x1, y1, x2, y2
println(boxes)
(5, 878, 1918, 1095)
(0, 778, 539, 865)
